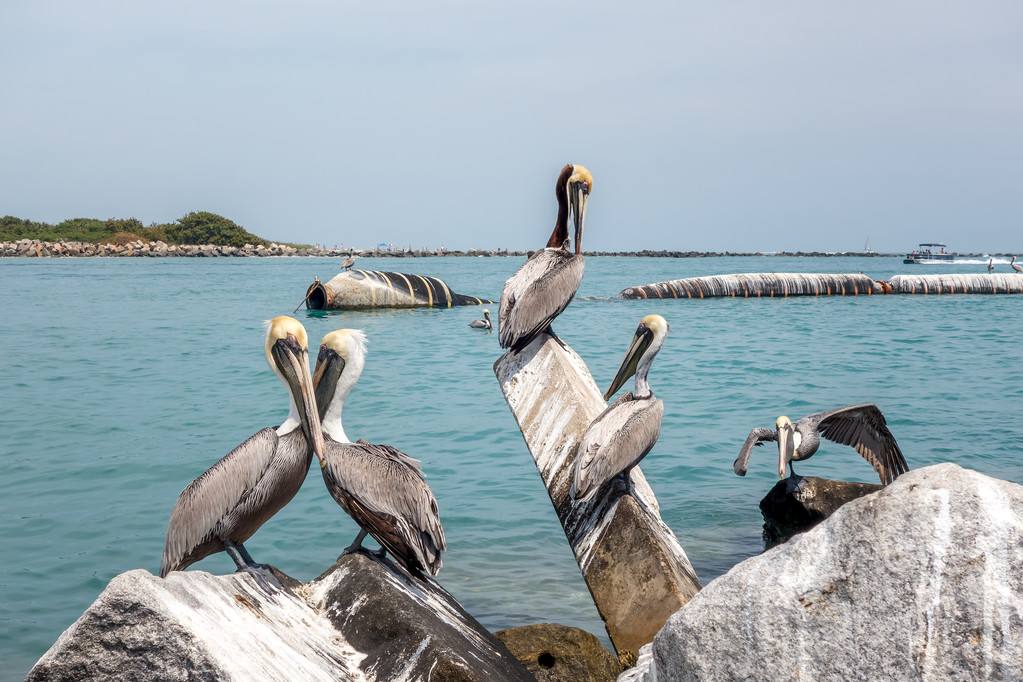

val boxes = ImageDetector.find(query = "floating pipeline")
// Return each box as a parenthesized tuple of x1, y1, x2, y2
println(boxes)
(621, 272, 1023, 299)
(620, 273, 883, 299)
(305, 269, 494, 310)
(888, 273, 1023, 295)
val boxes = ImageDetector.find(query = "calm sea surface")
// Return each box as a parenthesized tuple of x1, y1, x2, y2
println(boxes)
(1, 255, 1021, 677)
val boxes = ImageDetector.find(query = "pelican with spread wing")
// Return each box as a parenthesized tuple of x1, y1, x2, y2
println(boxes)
(734, 404, 909, 485)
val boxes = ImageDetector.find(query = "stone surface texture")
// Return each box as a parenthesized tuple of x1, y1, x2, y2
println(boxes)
(28, 552, 530, 682)
(759, 475, 882, 548)
(496, 623, 623, 681)
(495, 333, 700, 663)
(623, 464, 1023, 681)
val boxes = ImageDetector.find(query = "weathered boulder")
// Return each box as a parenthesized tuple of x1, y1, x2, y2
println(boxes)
(760, 475, 881, 548)
(626, 464, 1023, 681)
(303, 552, 531, 681)
(29, 551, 530, 682)
(496, 623, 622, 681)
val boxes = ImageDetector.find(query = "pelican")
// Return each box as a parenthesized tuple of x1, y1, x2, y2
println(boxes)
(160, 316, 325, 589)
(499, 164, 592, 352)
(1012, 256, 1022, 273)
(469, 309, 492, 331)
(313, 329, 446, 577)
(571, 315, 668, 501)
(341, 252, 357, 271)
(734, 404, 909, 485)
(988, 258, 995, 273)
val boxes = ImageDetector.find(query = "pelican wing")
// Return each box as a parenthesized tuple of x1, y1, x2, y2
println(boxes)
(808, 404, 909, 485)
(733, 427, 777, 476)
(161, 428, 279, 576)
(499, 249, 583, 350)
(322, 441, 446, 575)
(571, 394, 664, 500)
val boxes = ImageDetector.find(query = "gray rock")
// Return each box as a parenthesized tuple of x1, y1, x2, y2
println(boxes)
(634, 464, 1023, 681)
(760, 476, 882, 548)
(496, 623, 623, 681)
(29, 552, 530, 682)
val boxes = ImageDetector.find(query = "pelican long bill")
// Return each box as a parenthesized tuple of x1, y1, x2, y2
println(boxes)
(272, 336, 326, 468)
(775, 416, 793, 479)
(313, 345, 346, 419)
(605, 324, 654, 401)
(569, 175, 590, 256)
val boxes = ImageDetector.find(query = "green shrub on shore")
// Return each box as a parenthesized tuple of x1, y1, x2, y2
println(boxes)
(0, 212, 271, 247)
(162, 212, 268, 247)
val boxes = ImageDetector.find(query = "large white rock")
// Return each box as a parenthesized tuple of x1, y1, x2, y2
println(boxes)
(624, 464, 1023, 681)
(28, 553, 530, 681)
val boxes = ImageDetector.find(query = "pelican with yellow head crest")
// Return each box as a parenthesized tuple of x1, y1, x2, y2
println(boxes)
(160, 316, 325, 590)
(499, 163, 592, 352)
(733, 405, 909, 485)
(571, 315, 669, 502)
(313, 329, 446, 578)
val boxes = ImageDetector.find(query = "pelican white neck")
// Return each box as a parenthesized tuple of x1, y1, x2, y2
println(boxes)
(320, 330, 368, 443)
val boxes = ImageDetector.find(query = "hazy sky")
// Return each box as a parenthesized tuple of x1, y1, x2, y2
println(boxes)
(2, 2, 1020, 251)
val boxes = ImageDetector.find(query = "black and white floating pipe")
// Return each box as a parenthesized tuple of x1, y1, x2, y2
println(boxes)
(305, 269, 493, 310)
(888, 273, 1023, 295)
(620, 273, 882, 299)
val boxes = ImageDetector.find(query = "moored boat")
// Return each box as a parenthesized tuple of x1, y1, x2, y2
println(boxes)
(903, 243, 957, 264)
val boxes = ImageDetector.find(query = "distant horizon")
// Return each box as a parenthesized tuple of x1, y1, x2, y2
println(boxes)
(4, 209, 1021, 255)
(2, 2, 1020, 252)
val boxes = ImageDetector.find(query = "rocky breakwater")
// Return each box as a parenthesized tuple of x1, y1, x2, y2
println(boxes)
(28, 551, 531, 681)
(0, 239, 347, 257)
(622, 463, 1023, 681)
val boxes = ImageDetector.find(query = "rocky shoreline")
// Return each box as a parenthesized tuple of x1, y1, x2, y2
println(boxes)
(27, 464, 1023, 681)
(1, 238, 917, 258)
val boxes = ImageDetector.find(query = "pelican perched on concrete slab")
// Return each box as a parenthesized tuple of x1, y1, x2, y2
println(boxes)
(313, 329, 446, 577)
(571, 315, 668, 501)
(469, 309, 492, 331)
(1012, 256, 1022, 273)
(988, 258, 995, 273)
(341, 252, 357, 271)
(499, 164, 592, 352)
(161, 316, 325, 589)
(734, 404, 909, 485)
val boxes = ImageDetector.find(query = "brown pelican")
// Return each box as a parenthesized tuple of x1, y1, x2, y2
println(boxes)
(313, 329, 446, 577)
(988, 258, 995, 273)
(499, 164, 592, 352)
(571, 315, 668, 501)
(341, 252, 357, 271)
(1012, 256, 1022, 273)
(734, 404, 909, 485)
(161, 316, 325, 589)
(469, 309, 492, 331)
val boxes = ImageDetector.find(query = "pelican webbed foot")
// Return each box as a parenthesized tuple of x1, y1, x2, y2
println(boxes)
(236, 543, 270, 570)
(342, 528, 369, 555)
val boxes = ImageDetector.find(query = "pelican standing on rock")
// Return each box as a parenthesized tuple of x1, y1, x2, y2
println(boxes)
(1012, 256, 1022, 273)
(313, 329, 446, 577)
(161, 316, 325, 588)
(499, 164, 592, 352)
(571, 315, 668, 501)
(733, 404, 909, 485)
(469, 309, 492, 331)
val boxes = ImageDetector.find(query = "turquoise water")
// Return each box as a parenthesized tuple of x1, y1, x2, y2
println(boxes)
(1, 255, 1021, 677)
